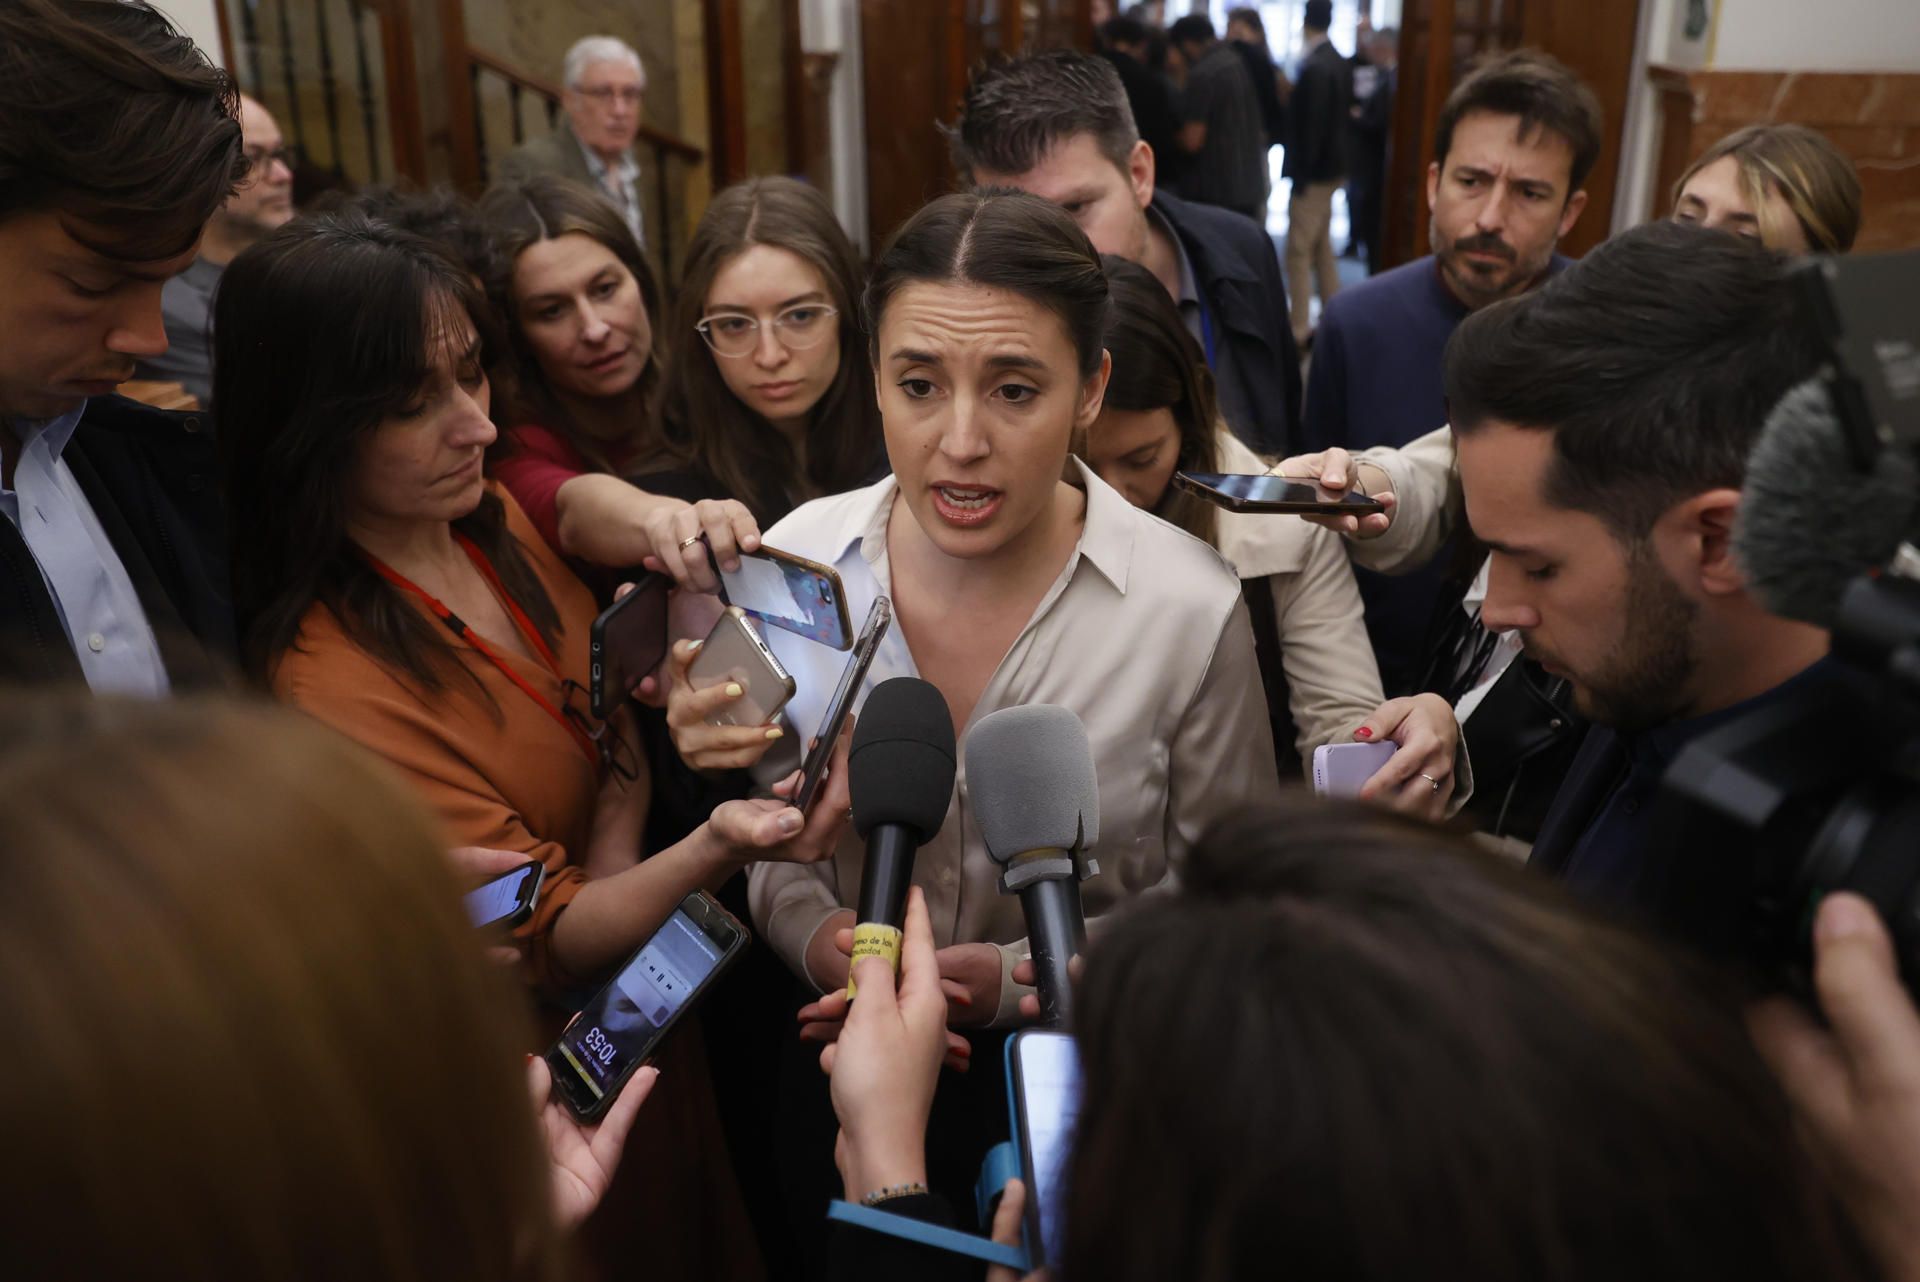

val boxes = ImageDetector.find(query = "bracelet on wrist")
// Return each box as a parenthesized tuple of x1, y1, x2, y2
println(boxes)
(860, 1182, 931, 1208)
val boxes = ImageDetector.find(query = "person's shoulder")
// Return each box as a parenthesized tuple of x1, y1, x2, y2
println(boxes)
(1081, 467, 1242, 609)
(764, 475, 893, 559)
(1318, 256, 1436, 330)
(1156, 191, 1268, 260)
(269, 600, 390, 702)
(500, 130, 576, 181)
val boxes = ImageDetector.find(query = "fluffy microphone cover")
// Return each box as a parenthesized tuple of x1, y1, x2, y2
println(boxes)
(849, 677, 956, 843)
(1737, 379, 1917, 628)
(963, 704, 1101, 865)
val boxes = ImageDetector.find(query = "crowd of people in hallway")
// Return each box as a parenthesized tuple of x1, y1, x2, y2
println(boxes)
(4, 1, 1916, 1280)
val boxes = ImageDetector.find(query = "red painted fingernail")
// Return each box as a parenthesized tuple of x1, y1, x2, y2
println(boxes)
(1355, 727, 1373, 739)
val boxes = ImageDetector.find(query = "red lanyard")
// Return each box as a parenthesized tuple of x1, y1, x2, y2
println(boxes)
(361, 533, 598, 765)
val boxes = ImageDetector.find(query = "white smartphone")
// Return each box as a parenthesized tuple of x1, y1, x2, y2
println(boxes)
(1312, 741, 1398, 799)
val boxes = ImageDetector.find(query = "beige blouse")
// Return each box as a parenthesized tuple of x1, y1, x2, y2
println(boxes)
(1212, 432, 1385, 764)
(747, 461, 1279, 1022)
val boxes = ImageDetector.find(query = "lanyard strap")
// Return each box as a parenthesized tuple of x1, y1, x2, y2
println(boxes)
(361, 535, 597, 765)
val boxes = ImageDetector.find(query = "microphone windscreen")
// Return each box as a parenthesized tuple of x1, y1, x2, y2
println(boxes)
(1736, 379, 1917, 628)
(963, 704, 1100, 867)
(849, 677, 956, 844)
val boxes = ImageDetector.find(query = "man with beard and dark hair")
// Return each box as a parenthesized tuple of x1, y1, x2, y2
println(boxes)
(1445, 221, 1838, 949)
(1300, 48, 1601, 696)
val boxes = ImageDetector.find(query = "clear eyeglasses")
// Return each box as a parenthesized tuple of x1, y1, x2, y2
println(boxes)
(694, 304, 839, 358)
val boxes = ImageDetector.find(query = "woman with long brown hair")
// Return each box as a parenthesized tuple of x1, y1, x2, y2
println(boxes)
(481, 173, 761, 590)
(0, 692, 650, 1280)
(655, 175, 884, 525)
(1672, 123, 1862, 255)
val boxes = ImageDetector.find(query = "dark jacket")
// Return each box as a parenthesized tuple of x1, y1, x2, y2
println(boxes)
(498, 117, 597, 190)
(1230, 39, 1287, 148)
(1151, 189, 1303, 455)
(1283, 39, 1352, 184)
(0, 395, 233, 687)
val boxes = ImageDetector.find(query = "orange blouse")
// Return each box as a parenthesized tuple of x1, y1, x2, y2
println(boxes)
(274, 484, 605, 987)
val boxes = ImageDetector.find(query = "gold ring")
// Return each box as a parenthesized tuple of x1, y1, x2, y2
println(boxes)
(1420, 773, 1441, 792)
(677, 534, 703, 551)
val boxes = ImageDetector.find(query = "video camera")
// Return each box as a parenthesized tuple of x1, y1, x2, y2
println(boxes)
(1660, 246, 1920, 993)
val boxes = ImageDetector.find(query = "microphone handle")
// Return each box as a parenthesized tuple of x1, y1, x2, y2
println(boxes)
(1018, 875, 1086, 1029)
(848, 825, 918, 997)
(855, 824, 917, 928)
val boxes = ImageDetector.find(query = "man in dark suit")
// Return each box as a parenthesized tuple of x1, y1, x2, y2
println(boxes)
(1445, 222, 1834, 954)
(0, 0, 243, 691)
(1098, 16, 1186, 192)
(500, 35, 648, 248)
(947, 49, 1302, 455)
(1282, 0, 1353, 347)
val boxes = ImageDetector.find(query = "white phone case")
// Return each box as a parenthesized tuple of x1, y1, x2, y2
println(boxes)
(1312, 741, 1399, 799)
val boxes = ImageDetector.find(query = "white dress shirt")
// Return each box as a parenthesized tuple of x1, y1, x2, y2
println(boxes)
(1, 405, 169, 695)
(748, 460, 1278, 1022)
(578, 138, 645, 249)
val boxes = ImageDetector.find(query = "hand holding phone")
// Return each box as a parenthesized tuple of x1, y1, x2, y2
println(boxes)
(1312, 741, 1399, 799)
(1173, 470, 1388, 516)
(547, 891, 748, 1122)
(590, 573, 671, 719)
(686, 607, 797, 727)
(462, 858, 544, 929)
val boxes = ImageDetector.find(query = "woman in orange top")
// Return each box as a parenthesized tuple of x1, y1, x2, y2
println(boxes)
(216, 210, 850, 990)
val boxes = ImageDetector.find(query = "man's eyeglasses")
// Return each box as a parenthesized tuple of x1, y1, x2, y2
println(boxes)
(560, 679, 641, 785)
(695, 304, 839, 359)
(578, 86, 643, 107)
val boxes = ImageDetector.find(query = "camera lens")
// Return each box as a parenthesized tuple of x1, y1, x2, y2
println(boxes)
(822, 585, 834, 603)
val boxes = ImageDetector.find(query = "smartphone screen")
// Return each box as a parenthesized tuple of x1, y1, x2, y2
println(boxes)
(1012, 1029, 1082, 1267)
(794, 596, 891, 812)
(551, 897, 740, 1116)
(1175, 471, 1386, 514)
(463, 861, 542, 929)
(719, 547, 850, 649)
(591, 574, 670, 719)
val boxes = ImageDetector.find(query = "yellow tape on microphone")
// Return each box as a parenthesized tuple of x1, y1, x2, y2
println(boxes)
(845, 921, 903, 999)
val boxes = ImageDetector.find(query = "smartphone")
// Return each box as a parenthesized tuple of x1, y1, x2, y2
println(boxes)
(590, 573, 671, 719)
(1312, 741, 1399, 799)
(1172, 471, 1388, 516)
(547, 891, 749, 1122)
(687, 606, 797, 727)
(793, 596, 892, 813)
(463, 860, 544, 930)
(1007, 1028, 1081, 1269)
(718, 544, 854, 650)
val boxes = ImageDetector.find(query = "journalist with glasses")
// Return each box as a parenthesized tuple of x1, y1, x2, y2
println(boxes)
(216, 209, 852, 1006)
(652, 176, 886, 527)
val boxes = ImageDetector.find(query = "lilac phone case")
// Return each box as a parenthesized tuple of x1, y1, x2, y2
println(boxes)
(1312, 741, 1399, 799)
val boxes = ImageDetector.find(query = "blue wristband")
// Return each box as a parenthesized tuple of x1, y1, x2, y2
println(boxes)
(826, 1199, 1031, 1271)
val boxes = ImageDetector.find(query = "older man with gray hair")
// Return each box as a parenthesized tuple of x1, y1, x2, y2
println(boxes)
(501, 35, 647, 246)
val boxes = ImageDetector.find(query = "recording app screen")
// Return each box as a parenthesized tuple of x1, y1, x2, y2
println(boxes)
(1019, 1033, 1082, 1265)
(463, 868, 532, 927)
(557, 910, 724, 1099)
(720, 553, 842, 647)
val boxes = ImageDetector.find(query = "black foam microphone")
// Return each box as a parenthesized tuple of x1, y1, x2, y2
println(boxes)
(1735, 378, 1920, 629)
(964, 704, 1101, 1028)
(847, 677, 956, 996)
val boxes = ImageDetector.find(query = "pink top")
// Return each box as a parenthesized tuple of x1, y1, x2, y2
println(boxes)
(490, 423, 587, 555)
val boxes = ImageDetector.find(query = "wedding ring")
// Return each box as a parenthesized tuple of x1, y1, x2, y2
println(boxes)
(1420, 773, 1441, 792)
(677, 534, 703, 551)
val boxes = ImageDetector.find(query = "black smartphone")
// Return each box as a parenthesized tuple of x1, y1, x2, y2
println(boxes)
(716, 543, 854, 650)
(590, 573, 671, 719)
(1172, 470, 1388, 516)
(463, 860, 544, 930)
(1006, 1028, 1082, 1269)
(793, 595, 892, 813)
(547, 891, 749, 1122)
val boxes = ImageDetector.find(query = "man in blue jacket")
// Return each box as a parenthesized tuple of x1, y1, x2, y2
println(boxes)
(0, 0, 244, 689)
(948, 49, 1302, 456)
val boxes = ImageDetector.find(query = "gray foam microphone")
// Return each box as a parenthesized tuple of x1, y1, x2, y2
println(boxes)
(964, 704, 1101, 1027)
(1736, 378, 1918, 629)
